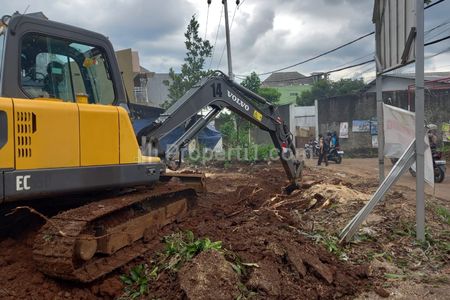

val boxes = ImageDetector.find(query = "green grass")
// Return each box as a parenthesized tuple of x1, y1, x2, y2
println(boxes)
(435, 206, 450, 225)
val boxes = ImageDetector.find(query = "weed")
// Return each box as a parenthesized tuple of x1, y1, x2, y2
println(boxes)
(162, 230, 222, 271)
(435, 206, 450, 225)
(306, 231, 348, 261)
(120, 264, 150, 299)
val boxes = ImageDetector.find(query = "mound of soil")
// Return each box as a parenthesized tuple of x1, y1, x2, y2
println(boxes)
(0, 163, 373, 299)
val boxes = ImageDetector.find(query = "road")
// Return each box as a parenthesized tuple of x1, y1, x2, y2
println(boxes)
(305, 157, 450, 200)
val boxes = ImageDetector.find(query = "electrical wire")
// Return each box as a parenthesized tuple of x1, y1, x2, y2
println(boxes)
(208, 5, 224, 69)
(254, 31, 375, 77)
(257, 33, 450, 84)
(204, 3, 210, 40)
(236, 0, 446, 77)
(217, 3, 239, 69)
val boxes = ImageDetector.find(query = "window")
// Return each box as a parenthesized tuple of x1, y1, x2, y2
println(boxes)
(20, 33, 115, 104)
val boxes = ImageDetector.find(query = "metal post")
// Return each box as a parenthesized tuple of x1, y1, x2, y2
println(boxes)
(314, 99, 319, 141)
(376, 75, 384, 183)
(415, 0, 425, 242)
(223, 0, 234, 80)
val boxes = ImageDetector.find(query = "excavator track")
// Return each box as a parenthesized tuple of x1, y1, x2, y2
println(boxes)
(32, 184, 196, 282)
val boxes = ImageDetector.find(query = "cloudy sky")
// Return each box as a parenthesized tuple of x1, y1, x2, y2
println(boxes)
(3, 0, 450, 82)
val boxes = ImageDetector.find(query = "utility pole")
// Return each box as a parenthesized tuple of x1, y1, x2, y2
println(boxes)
(209, 0, 239, 80)
(223, 0, 234, 80)
(415, 0, 425, 242)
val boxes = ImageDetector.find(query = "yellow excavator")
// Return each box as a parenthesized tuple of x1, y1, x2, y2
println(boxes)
(0, 12, 302, 282)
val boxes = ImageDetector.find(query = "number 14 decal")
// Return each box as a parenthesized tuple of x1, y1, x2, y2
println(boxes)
(210, 83, 222, 98)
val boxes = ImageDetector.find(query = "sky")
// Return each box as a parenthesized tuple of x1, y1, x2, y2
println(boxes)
(2, 0, 450, 82)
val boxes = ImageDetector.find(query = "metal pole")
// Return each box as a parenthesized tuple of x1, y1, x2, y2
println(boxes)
(376, 74, 385, 183)
(314, 99, 319, 141)
(223, 0, 234, 80)
(415, 0, 425, 242)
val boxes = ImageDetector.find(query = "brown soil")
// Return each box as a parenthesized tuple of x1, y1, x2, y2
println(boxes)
(0, 161, 448, 299)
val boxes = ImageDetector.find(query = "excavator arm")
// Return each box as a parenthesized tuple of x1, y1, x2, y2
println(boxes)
(138, 71, 302, 189)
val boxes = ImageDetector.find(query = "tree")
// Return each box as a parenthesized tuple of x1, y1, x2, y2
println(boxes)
(162, 16, 213, 109)
(240, 72, 280, 104)
(240, 72, 261, 93)
(297, 78, 366, 106)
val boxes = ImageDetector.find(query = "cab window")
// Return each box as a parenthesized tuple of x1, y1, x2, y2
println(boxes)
(20, 33, 115, 104)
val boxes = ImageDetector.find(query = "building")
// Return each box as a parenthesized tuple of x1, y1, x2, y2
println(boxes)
(146, 73, 172, 108)
(115, 49, 154, 105)
(261, 72, 313, 105)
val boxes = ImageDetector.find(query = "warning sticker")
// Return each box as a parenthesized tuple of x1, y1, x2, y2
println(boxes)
(253, 110, 263, 121)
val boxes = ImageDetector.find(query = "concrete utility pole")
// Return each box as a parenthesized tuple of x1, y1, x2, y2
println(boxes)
(415, 0, 425, 242)
(223, 0, 234, 80)
(376, 73, 384, 183)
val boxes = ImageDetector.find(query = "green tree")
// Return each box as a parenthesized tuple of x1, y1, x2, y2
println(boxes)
(162, 16, 213, 109)
(240, 71, 261, 93)
(240, 72, 280, 104)
(297, 78, 366, 106)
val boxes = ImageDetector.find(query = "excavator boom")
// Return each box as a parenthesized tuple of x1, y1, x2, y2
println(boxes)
(138, 71, 302, 188)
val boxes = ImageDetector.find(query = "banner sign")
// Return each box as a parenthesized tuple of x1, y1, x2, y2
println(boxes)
(339, 122, 349, 138)
(352, 120, 370, 132)
(383, 104, 434, 187)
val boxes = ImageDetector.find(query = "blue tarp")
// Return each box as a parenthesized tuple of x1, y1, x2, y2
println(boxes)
(132, 116, 222, 151)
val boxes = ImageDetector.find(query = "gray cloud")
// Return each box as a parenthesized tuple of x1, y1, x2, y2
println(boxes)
(1, 0, 449, 79)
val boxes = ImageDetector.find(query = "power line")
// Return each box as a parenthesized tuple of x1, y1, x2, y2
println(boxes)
(425, 34, 450, 46)
(425, 0, 446, 9)
(254, 31, 375, 77)
(217, 2, 240, 69)
(263, 60, 375, 84)
(204, 4, 210, 40)
(237, 0, 446, 77)
(208, 5, 224, 69)
(259, 34, 450, 84)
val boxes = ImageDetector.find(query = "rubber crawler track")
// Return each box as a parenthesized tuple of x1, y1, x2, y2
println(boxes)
(32, 184, 196, 282)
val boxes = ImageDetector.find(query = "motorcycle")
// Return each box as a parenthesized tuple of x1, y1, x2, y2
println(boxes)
(327, 145, 344, 164)
(409, 149, 446, 183)
(305, 140, 320, 159)
(305, 140, 343, 164)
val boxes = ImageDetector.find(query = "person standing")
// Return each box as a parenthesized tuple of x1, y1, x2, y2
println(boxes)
(317, 134, 328, 166)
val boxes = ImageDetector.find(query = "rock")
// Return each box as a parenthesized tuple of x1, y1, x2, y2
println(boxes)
(299, 251, 334, 284)
(179, 250, 240, 300)
(374, 287, 390, 298)
(362, 213, 384, 225)
(267, 242, 285, 257)
(285, 245, 307, 277)
(247, 259, 281, 296)
(354, 264, 370, 278)
(301, 180, 318, 189)
(96, 278, 123, 298)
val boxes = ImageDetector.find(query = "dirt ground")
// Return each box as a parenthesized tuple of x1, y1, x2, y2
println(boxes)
(0, 158, 449, 299)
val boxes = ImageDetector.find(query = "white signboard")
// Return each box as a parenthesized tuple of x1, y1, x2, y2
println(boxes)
(383, 104, 434, 187)
(339, 122, 349, 138)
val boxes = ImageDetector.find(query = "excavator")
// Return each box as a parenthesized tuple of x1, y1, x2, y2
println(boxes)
(0, 12, 302, 282)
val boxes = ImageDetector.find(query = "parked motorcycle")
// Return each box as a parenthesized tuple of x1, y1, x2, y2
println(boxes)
(409, 149, 446, 183)
(305, 140, 320, 159)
